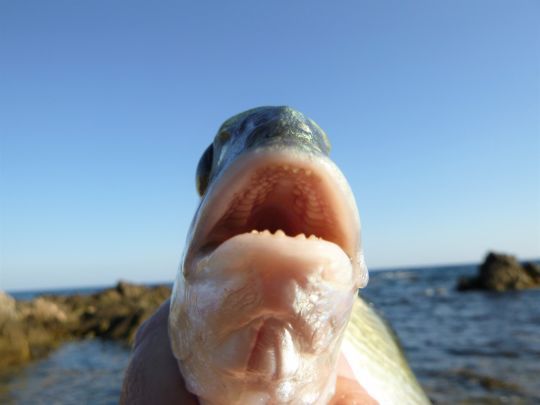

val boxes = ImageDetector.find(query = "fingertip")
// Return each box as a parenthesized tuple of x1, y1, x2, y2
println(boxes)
(330, 377, 378, 405)
(336, 352, 356, 380)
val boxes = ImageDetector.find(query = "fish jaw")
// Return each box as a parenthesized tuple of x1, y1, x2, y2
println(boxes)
(170, 232, 358, 404)
(183, 149, 367, 283)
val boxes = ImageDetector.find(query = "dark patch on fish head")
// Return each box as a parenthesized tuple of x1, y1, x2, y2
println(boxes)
(196, 106, 331, 196)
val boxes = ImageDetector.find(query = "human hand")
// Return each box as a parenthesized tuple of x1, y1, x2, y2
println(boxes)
(121, 300, 377, 404)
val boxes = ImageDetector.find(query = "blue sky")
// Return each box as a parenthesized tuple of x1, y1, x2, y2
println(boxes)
(1, 1, 539, 291)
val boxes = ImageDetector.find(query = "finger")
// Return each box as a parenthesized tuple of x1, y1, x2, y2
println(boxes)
(132, 299, 169, 348)
(330, 376, 378, 405)
(330, 353, 378, 405)
(121, 300, 198, 405)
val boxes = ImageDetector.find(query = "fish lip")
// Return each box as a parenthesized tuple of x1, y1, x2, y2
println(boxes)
(183, 148, 367, 285)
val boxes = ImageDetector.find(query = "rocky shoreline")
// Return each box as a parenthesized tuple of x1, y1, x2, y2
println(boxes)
(0, 282, 170, 371)
(3, 253, 539, 372)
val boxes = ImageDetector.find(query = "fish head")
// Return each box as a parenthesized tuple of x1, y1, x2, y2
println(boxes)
(169, 106, 368, 404)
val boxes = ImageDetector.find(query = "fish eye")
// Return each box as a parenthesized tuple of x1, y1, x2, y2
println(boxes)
(196, 144, 214, 196)
(217, 130, 231, 143)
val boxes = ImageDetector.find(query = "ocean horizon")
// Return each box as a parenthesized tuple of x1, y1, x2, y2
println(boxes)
(11, 259, 537, 299)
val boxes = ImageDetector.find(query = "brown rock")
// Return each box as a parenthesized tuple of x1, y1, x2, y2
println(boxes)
(18, 298, 68, 323)
(523, 262, 540, 282)
(0, 320, 31, 368)
(457, 252, 540, 292)
(0, 292, 17, 323)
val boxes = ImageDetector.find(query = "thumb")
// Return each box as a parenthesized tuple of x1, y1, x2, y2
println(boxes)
(330, 353, 378, 405)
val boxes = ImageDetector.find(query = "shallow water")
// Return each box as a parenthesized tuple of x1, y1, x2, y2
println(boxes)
(0, 340, 130, 404)
(2, 265, 540, 404)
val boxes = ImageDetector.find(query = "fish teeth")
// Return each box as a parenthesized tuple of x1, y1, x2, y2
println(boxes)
(295, 233, 306, 239)
(308, 234, 318, 240)
(249, 229, 292, 237)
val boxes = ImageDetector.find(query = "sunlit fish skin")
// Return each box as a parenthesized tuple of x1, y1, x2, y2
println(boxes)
(169, 107, 430, 404)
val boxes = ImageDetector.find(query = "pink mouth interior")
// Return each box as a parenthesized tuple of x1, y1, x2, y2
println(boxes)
(200, 164, 350, 256)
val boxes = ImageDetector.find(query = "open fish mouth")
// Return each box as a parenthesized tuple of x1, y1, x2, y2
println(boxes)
(169, 107, 429, 405)
(171, 147, 368, 403)
(184, 148, 366, 283)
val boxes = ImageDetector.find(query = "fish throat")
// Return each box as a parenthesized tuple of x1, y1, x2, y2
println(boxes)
(203, 163, 347, 257)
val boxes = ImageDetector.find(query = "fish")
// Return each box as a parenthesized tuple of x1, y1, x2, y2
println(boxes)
(169, 106, 430, 404)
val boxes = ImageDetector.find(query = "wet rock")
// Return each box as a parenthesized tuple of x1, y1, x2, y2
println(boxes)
(523, 262, 540, 282)
(18, 298, 68, 323)
(115, 280, 146, 298)
(0, 282, 171, 371)
(0, 292, 17, 325)
(457, 252, 540, 292)
(0, 319, 31, 368)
